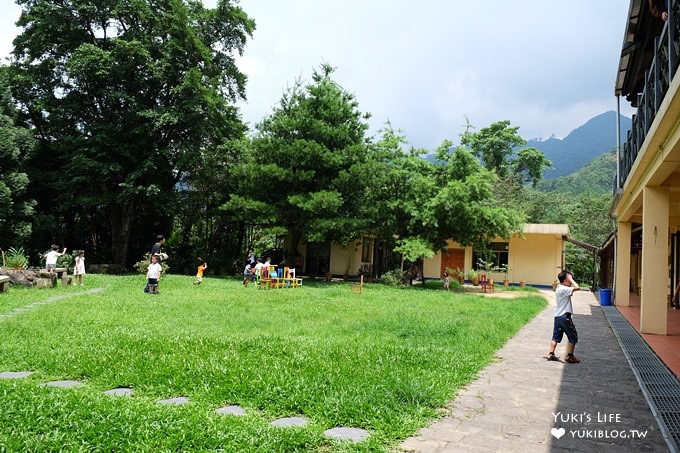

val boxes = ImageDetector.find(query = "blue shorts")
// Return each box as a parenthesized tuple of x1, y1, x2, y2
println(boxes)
(552, 313, 578, 345)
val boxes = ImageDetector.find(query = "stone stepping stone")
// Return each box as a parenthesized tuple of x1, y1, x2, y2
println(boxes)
(104, 387, 134, 397)
(157, 396, 189, 405)
(0, 371, 34, 379)
(324, 427, 370, 442)
(215, 405, 246, 416)
(41, 380, 82, 388)
(271, 416, 309, 427)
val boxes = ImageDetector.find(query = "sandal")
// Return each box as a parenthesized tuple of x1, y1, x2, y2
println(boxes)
(565, 355, 581, 363)
(546, 353, 560, 361)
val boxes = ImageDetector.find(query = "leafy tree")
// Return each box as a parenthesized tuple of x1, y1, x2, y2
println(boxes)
(365, 127, 524, 284)
(223, 64, 372, 255)
(430, 142, 524, 249)
(513, 147, 553, 187)
(0, 68, 35, 248)
(8, 0, 254, 266)
(462, 120, 552, 186)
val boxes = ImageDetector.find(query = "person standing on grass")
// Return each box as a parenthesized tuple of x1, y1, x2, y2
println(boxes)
(146, 254, 162, 294)
(73, 250, 86, 286)
(193, 257, 207, 285)
(45, 245, 67, 273)
(145, 235, 167, 293)
(547, 270, 581, 363)
(151, 235, 168, 261)
(242, 261, 255, 287)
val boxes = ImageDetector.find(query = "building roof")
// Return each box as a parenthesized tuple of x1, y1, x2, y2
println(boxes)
(615, 0, 665, 104)
(522, 224, 570, 236)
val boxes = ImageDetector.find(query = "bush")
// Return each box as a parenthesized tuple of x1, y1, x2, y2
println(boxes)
(378, 269, 406, 287)
(1, 247, 29, 269)
(134, 253, 170, 275)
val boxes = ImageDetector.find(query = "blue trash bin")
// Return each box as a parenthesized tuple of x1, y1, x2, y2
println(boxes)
(599, 288, 612, 306)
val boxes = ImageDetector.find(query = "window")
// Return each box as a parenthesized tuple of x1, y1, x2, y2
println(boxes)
(473, 242, 509, 270)
(361, 236, 373, 263)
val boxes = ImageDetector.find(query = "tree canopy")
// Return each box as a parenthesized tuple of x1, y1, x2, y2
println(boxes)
(8, 0, 254, 265)
(0, 68, 35, 247)
(223, 64, 373, 255)
(461, 119, 552, 187)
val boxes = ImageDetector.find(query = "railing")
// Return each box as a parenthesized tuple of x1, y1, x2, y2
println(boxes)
(617, 0, 680, 190)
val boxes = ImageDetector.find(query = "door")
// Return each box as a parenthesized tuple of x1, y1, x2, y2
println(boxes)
(441, 249, 465, 279)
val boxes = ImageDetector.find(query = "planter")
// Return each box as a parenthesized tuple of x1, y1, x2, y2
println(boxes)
(503, 279, 509, 287)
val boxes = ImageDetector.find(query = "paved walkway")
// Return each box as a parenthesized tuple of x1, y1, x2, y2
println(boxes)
(398, 289, 673, 452)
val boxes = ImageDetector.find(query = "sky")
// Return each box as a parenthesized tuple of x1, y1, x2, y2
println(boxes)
(0, 0, 635, 150)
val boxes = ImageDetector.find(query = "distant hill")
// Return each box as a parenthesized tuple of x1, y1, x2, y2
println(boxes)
(528, 111, 630, 179)
(423, 110, 630, 181)
(536, 151, 616, 195)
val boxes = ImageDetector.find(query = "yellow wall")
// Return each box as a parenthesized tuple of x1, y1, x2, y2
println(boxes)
(423, 249, 442, 277)
(508, 233, 563, 285)
(329, 242, 362, 276)
(423, 234, 564, 286)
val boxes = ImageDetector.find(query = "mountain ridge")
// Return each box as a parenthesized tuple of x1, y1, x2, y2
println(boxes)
(528, 110, 630, 179)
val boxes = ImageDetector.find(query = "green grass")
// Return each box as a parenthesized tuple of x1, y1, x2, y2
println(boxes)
(0, 274, 546, 452)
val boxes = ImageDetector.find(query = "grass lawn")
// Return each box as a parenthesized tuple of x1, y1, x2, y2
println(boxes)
(0, 274, 546, 452)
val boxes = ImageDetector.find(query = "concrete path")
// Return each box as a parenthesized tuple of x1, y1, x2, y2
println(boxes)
(398, 289, 672, 452)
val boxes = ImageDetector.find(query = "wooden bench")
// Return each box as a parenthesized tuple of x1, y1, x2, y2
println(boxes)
(0, 275, 11, 292)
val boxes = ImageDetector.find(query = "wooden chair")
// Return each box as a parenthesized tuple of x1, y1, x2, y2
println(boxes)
(350, 275, 364, 293)
(268, 265, 287, 289)
(255, 267, 272, 289)
(282, 267, 302, 288)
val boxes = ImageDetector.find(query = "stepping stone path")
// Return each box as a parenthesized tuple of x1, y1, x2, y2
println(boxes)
(0, 370, 370, 443)
(324, 427, 370, 443)
(271, 416, 309, 427)
(40, 380, 82, 388)
(0, 371, 34, 379)
(0, 288, 104, 323)
(157, 396, 189, 405)
(104, 387, 134, 397)
(215, 405, 246, 416)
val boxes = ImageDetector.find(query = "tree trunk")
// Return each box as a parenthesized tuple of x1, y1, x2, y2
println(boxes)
(110, 202, 136, 268)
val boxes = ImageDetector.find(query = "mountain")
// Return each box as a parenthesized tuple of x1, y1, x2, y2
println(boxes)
(423, 110, 630, 180)
(528, 111, 630, 179)
(536, 151, 617, 194)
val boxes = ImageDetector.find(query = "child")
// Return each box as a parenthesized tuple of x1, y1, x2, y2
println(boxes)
(73, 250, 86, 286)
(146, 254, 162, 294)
(45, 245, 67, 274)
(193, 258, 207, 285)
(242, 261, 255, 287)
(443, 272, 450, 290)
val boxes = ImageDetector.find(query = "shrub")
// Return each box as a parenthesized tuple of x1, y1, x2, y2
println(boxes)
(134, 253, 170, 274)
(2, 247, 29, 269)
(378, 269, 405, 287)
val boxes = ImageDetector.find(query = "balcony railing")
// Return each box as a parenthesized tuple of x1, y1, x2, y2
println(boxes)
(618, 0, 680, 190)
